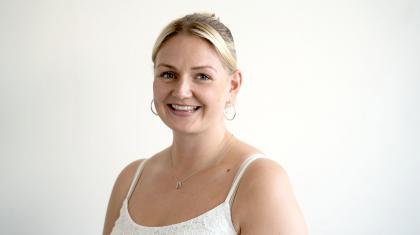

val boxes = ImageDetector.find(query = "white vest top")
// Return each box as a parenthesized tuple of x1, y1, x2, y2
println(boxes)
(111, 154, 263, 235)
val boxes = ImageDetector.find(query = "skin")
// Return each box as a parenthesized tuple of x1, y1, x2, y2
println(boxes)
(103, 34, 308, 234)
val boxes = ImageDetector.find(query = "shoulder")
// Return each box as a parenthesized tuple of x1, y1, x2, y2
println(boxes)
(113, 149, 168, 193)
(236, 157, 290, 202)
(233, 157, 308, 234)
(107, 158, 145, 204)
(102, 159, 145, 235)
(113, 159, 144, 198)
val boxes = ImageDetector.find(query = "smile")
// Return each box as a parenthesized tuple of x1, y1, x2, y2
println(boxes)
(168, 104, 201, 112)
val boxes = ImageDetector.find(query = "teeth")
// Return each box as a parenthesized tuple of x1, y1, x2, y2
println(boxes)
(171, 104, 197, 111)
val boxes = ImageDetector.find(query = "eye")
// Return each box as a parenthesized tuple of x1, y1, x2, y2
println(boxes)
(197, 73, 210, 81)
(160, 71, 175, 80)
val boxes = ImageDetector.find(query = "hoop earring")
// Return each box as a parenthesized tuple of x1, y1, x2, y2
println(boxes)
(150, 99, 158, 116)
(224, 103, 236, 121)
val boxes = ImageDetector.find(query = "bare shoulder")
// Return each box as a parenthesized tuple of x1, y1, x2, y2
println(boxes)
(112, 159, 145, 201)
(102, 159, 144, 235)
(243, 158, 289, 188)
(233, 158, 308, 235)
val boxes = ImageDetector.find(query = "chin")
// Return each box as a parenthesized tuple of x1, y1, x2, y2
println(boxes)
(158, 109, 224, 134)
(169, 126, 202, 135)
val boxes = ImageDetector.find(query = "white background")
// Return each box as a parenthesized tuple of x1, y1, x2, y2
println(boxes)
(1, 0, 419, 234)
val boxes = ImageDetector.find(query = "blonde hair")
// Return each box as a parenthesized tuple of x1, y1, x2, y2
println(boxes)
(152, 13, 237, 73)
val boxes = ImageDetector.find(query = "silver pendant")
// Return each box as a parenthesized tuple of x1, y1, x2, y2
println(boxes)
(176, 181, 182, 189)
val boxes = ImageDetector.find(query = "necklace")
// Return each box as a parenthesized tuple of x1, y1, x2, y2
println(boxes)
(169, 133, 234, 190)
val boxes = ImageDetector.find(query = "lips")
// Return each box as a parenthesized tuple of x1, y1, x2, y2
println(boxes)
(168, 104, 201, 112)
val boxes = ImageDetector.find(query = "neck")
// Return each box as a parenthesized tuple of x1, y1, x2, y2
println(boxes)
(169, 126, 232, 173)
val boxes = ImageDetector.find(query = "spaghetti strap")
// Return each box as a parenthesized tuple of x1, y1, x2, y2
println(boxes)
(126, 159, 148, 201)
(225, 153, 265, 206)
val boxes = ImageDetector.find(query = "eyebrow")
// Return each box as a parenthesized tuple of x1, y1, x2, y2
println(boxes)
(192, 65, 217, 72)
(156, 63, 217, 72)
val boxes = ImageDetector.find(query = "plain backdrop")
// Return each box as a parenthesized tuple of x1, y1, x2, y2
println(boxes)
(1, 0, 419, 234)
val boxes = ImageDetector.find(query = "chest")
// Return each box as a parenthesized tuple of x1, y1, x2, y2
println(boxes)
(128, 165, 238, 227)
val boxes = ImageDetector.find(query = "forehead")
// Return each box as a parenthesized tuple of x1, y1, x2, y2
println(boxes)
(155, 34, 225, 70)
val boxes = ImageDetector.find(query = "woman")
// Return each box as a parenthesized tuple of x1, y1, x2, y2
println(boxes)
(103, 13, 307, 234)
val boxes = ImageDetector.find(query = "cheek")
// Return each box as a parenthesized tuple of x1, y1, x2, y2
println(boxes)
(152, 82, 158, 98)
(153, 80, 166, 100)
(200, 89, 228, 109)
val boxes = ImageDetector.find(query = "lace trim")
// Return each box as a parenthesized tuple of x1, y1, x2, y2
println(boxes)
(111, 199, 237, 234)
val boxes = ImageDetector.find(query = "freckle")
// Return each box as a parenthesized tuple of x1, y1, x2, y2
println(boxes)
(226, 169, 231, 172)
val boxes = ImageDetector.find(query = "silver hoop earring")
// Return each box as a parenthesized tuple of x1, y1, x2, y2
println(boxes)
(224, 104, 236, 121)
(150, 99, 158, 116)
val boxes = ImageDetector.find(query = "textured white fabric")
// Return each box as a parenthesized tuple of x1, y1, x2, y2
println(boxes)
(110, 154, 263, 235)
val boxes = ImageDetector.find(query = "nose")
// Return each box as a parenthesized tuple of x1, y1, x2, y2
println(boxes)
(172, 77, 193, 99)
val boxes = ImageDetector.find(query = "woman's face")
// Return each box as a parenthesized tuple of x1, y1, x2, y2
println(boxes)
(153, 34, 240, 134)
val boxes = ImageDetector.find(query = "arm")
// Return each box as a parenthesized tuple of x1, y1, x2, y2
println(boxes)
(234, 159, 308, 235)
(102, 160, 142, 235)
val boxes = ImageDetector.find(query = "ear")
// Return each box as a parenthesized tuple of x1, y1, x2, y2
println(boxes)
(227, 69, 242, 103)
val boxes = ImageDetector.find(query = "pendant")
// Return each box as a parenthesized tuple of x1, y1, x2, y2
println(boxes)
(176, 181, 182, 189)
